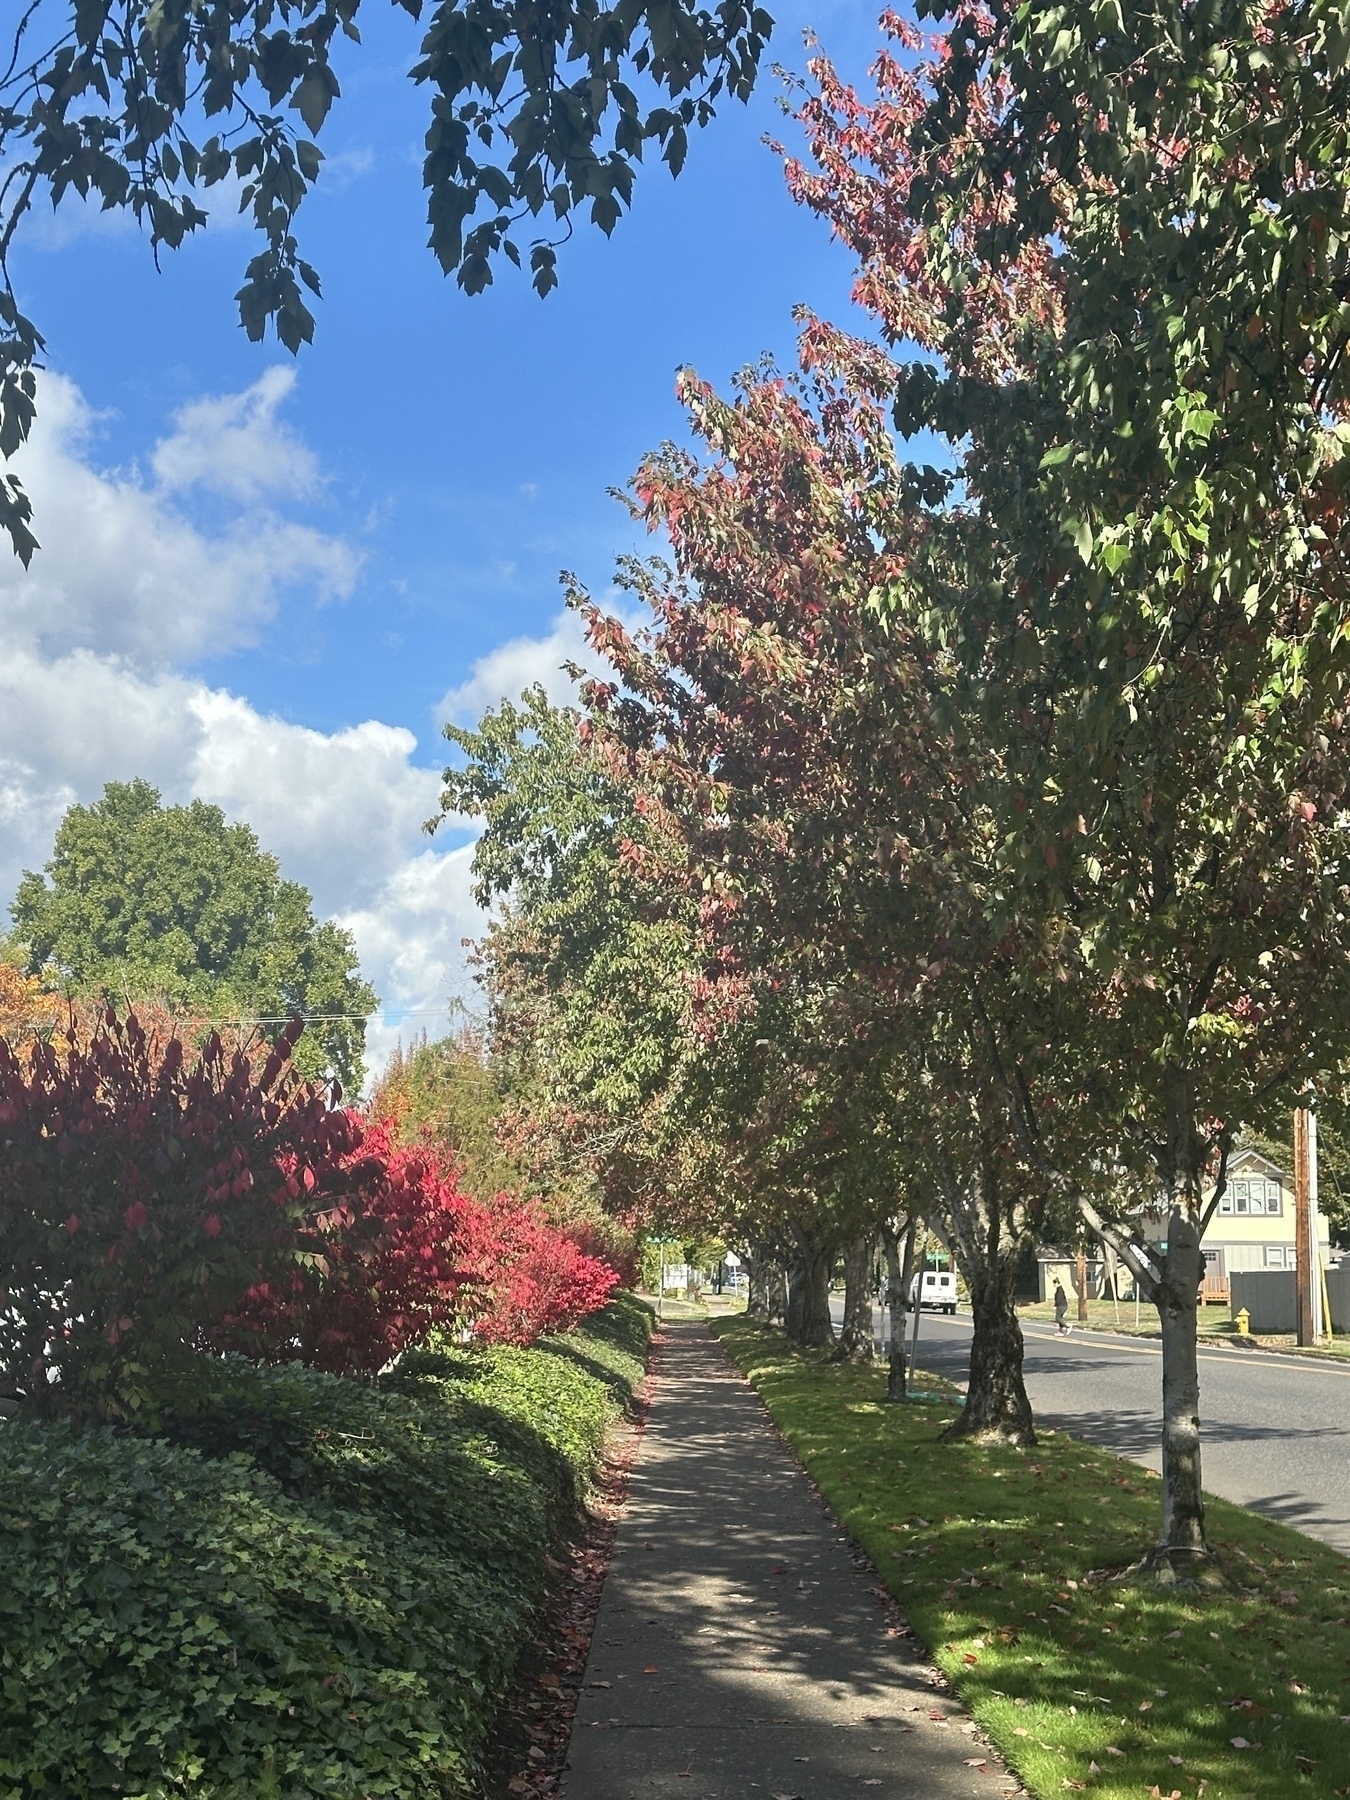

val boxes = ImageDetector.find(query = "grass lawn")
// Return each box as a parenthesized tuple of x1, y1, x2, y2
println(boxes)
(714, 1317, 1350, 1800)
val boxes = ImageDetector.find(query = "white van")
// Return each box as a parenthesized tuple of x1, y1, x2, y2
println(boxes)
(909, 1270, 958, 1314)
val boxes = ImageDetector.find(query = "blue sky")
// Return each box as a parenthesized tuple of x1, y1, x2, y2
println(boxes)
(2, 0, 883, 1074)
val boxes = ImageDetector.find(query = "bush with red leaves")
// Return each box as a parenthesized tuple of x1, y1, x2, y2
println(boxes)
(0, 1010, 358, 1422)
(460, 1192, 619, 1346)
(219, 1117, 476, 1375)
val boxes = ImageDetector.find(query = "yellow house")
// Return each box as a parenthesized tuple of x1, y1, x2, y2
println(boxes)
(1037, 1146, 1332, 1305)
(1187, 1145, 1330, 1301)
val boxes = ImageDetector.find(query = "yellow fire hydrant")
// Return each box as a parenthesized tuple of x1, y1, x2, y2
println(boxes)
(1235, 1307, 1251, 1336)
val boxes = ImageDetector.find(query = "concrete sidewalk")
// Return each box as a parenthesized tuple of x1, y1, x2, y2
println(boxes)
(560, 1321, 1019, 1800)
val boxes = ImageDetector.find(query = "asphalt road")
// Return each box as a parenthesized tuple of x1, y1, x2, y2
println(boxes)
(832, 1300, 1350, 1556)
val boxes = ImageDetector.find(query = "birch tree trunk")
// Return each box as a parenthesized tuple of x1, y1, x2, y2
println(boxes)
(881, 1217, 917, 1402)
(832, 1233, 877, 1362)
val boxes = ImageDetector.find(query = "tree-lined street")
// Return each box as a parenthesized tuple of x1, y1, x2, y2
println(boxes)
(7, 1, 1350, 1796)
(914, 1313, 1350, 1554)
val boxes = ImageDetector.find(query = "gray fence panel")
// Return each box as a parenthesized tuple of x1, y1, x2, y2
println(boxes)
(1230, 1270, 1297, 1333)
(1328, 1261, 1350, 1334)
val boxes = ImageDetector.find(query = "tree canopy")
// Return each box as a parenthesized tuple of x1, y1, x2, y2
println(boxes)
(434, 1, 1350, 1576)
(0, 0, 773, 561)
(11, 779, 375, 1090)
(369, 1025, 520, 1202)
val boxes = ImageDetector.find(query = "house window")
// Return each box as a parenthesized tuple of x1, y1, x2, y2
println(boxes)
(1220, 1176, 1284, 1216)
(1264, 1244, 1293, 1269)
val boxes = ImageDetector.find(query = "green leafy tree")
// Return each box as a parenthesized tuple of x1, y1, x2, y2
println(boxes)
(0, 0, 773, 561)
(787, 5, 1350, 1573)
(434, 685, 708, 1226)
(11, 780, 374, 1091)
(369, 1025, 520, 1201)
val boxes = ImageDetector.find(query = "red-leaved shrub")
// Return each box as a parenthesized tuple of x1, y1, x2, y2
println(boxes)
(219, 1117, 475, 1374)
(459, 1192, 619, 1346)
(0, 1006, 626, 1411)
(0, 1011, 359, 1420)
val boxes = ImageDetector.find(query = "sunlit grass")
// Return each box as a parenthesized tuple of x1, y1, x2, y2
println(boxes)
(714, 1318, 1350, 1800)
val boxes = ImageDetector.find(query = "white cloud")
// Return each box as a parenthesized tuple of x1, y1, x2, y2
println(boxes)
(0, 369, 660, 1088)
(188, 694, 444, 915)
(0, 369, 481, 1085)
(153, 366, 321, 503)
(337, 844, 486, 1075)
(0, 373, 357, 667)
(436, 600, 638, 729)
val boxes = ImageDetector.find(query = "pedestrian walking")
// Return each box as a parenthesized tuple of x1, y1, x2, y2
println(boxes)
(1053, 1278, 1071, 1336)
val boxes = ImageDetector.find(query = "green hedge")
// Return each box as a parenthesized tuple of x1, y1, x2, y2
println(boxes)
(0, 1294, 652, 1800)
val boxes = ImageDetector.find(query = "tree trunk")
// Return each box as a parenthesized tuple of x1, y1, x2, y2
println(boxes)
(746, 1249, 770, 1321)
(766, 1262, 787, 1325)
(882, 1217, 917, 1402)
(785, 1259, 805, 1340)
(1147, 1210, 1217, 1580)
(1075, 1247, 1090, 1322)
(832, 1233, 877, 1362)
(785, 1242, 835, 1347)
(942, 1255, 1035, 1446)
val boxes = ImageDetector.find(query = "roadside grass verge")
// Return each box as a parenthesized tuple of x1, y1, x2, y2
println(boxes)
(714, 1317, 1350, 1800)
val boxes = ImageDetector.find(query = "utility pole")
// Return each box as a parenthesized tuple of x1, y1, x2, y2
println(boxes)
(1294, 1108, 1315, 1346)
(1309, 1108, 1324, 1341)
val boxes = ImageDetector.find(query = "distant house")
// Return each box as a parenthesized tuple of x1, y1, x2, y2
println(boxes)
(1174, 1145, 1330, 1303)
(1035, 1145, 1332, 1306)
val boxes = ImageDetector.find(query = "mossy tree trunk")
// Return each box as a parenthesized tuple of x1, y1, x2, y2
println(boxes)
(785, 1233, 835, 1348)
(832, 1233, 877, 1362)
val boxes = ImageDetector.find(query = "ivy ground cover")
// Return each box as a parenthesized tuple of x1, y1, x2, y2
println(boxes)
(714, 1319, 1350, 1800)
(0, 1293, 652, 1800)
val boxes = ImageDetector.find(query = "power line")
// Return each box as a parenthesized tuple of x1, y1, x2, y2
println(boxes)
(215, 1008, 485, 1027)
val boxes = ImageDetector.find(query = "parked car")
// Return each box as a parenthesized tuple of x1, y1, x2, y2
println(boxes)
(909, 1270, 958, 1314)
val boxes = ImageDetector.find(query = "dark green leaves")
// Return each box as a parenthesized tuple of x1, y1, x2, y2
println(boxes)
(0, 1300, 649, 1799)
(12, 779, 375, 1089)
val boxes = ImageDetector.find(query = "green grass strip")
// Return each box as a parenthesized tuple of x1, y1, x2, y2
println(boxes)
(713, 1317, 1350, 1800)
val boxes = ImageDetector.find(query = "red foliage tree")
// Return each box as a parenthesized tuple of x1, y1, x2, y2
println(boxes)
(0, 1010, 358, 1421)
(219, 1117, 475, 1375)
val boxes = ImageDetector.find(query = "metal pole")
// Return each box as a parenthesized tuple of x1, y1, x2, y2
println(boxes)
(908, 1270, 922, 1388)
(1294, 1108, 1315, 1347)
(1309, 1109, 1324, 1341)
